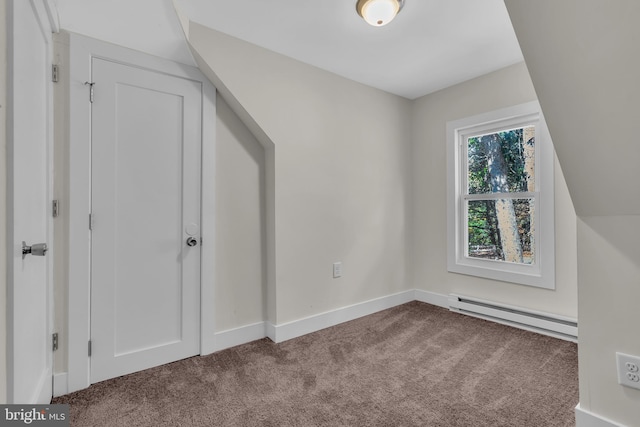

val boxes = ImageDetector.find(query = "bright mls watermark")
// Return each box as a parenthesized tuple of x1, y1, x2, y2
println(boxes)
(0, 405, 69, 426)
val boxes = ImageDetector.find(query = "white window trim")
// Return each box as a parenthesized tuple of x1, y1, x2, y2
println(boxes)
(446, 101, 555, 289)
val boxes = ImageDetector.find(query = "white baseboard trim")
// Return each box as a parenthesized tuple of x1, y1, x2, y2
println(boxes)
(201, 290, 440, 353)
(269, 290, 416, 343)
(575, 404, 626, 427)
(265, 322, 276, 342)
(210, 322, 267, 353)
(53, 372, 68, 398)
(414, 290, 449, 308)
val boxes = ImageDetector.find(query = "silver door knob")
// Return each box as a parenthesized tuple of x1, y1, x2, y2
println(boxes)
(186, 237, 198, 247)
(22, 241, 48, 259)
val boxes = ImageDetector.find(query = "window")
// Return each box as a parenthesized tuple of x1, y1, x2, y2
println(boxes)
(447, 101, 555, 289)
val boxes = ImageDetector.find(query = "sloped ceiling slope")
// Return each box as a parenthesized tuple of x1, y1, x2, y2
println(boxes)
(504, 0, 640, 216)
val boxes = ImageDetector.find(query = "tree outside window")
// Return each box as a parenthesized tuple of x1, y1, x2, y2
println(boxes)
(466, 126, 535, 264)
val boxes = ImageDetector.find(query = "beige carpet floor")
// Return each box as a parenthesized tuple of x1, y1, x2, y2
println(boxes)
(54, 301, 579, 426)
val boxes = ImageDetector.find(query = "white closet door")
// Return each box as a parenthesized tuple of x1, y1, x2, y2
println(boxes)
(90, 58, 202, 383)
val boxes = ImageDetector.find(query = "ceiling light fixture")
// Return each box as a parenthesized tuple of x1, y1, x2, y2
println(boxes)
(356, 0, 404, 27)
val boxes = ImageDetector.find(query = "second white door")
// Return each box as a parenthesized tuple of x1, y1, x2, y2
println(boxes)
(90, 58, 202, 383)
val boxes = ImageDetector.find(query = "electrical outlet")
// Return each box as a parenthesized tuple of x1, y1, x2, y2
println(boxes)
(626, 362, 639, 373)
(333, 262, 342, 278)
(616, 352, 640, 390)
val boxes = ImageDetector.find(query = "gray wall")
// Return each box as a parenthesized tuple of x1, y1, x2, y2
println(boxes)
(214, 96, 266, 332)
(189, 25, 414, 326)
(411, 62, 578, 317)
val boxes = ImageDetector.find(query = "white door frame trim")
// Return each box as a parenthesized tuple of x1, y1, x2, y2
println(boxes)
(59, 32, 216, 393)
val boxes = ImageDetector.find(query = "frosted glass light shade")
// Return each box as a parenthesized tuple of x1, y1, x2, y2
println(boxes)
(356, 0, 404, 27)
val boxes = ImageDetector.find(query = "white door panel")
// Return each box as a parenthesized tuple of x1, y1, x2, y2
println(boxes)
(7, 0, 53, 404)
(90, 58, 201, 383)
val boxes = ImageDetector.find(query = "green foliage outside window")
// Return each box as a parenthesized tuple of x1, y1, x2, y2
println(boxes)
(466, 127, 535, 264)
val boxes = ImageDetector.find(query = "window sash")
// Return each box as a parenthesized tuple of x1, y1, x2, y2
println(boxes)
(459, 123, 540, 266)
(461, 126, 538, 197)
(463, 192, 537, 201)
(462, 197, 537, 265)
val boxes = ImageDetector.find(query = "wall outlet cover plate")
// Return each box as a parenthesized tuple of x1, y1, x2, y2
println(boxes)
(616, 352, 640, 390)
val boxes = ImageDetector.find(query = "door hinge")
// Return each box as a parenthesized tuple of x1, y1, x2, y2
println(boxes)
(88, 340, 92, 357)
(84, 81, 95, 103)
(52, 64, 59, 83)
(52, 200, 59, 218)
(52, 333, 58, 352)
(89, 213, 93, 230)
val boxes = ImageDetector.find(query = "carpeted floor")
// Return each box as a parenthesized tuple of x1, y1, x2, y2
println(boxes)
(53, 301, 579, 426)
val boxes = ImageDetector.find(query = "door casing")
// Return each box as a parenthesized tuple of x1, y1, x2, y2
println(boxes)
(57, 32, 217, 394)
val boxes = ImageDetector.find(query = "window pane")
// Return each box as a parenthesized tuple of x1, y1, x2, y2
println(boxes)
(467, 198, 534, 265)
(467, 126, 535, 195)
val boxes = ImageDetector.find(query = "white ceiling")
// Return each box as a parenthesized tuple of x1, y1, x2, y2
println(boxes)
(53, 0, 523, 99)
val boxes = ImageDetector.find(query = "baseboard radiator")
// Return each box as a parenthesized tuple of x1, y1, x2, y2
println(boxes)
(448, 294, 578, 342)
